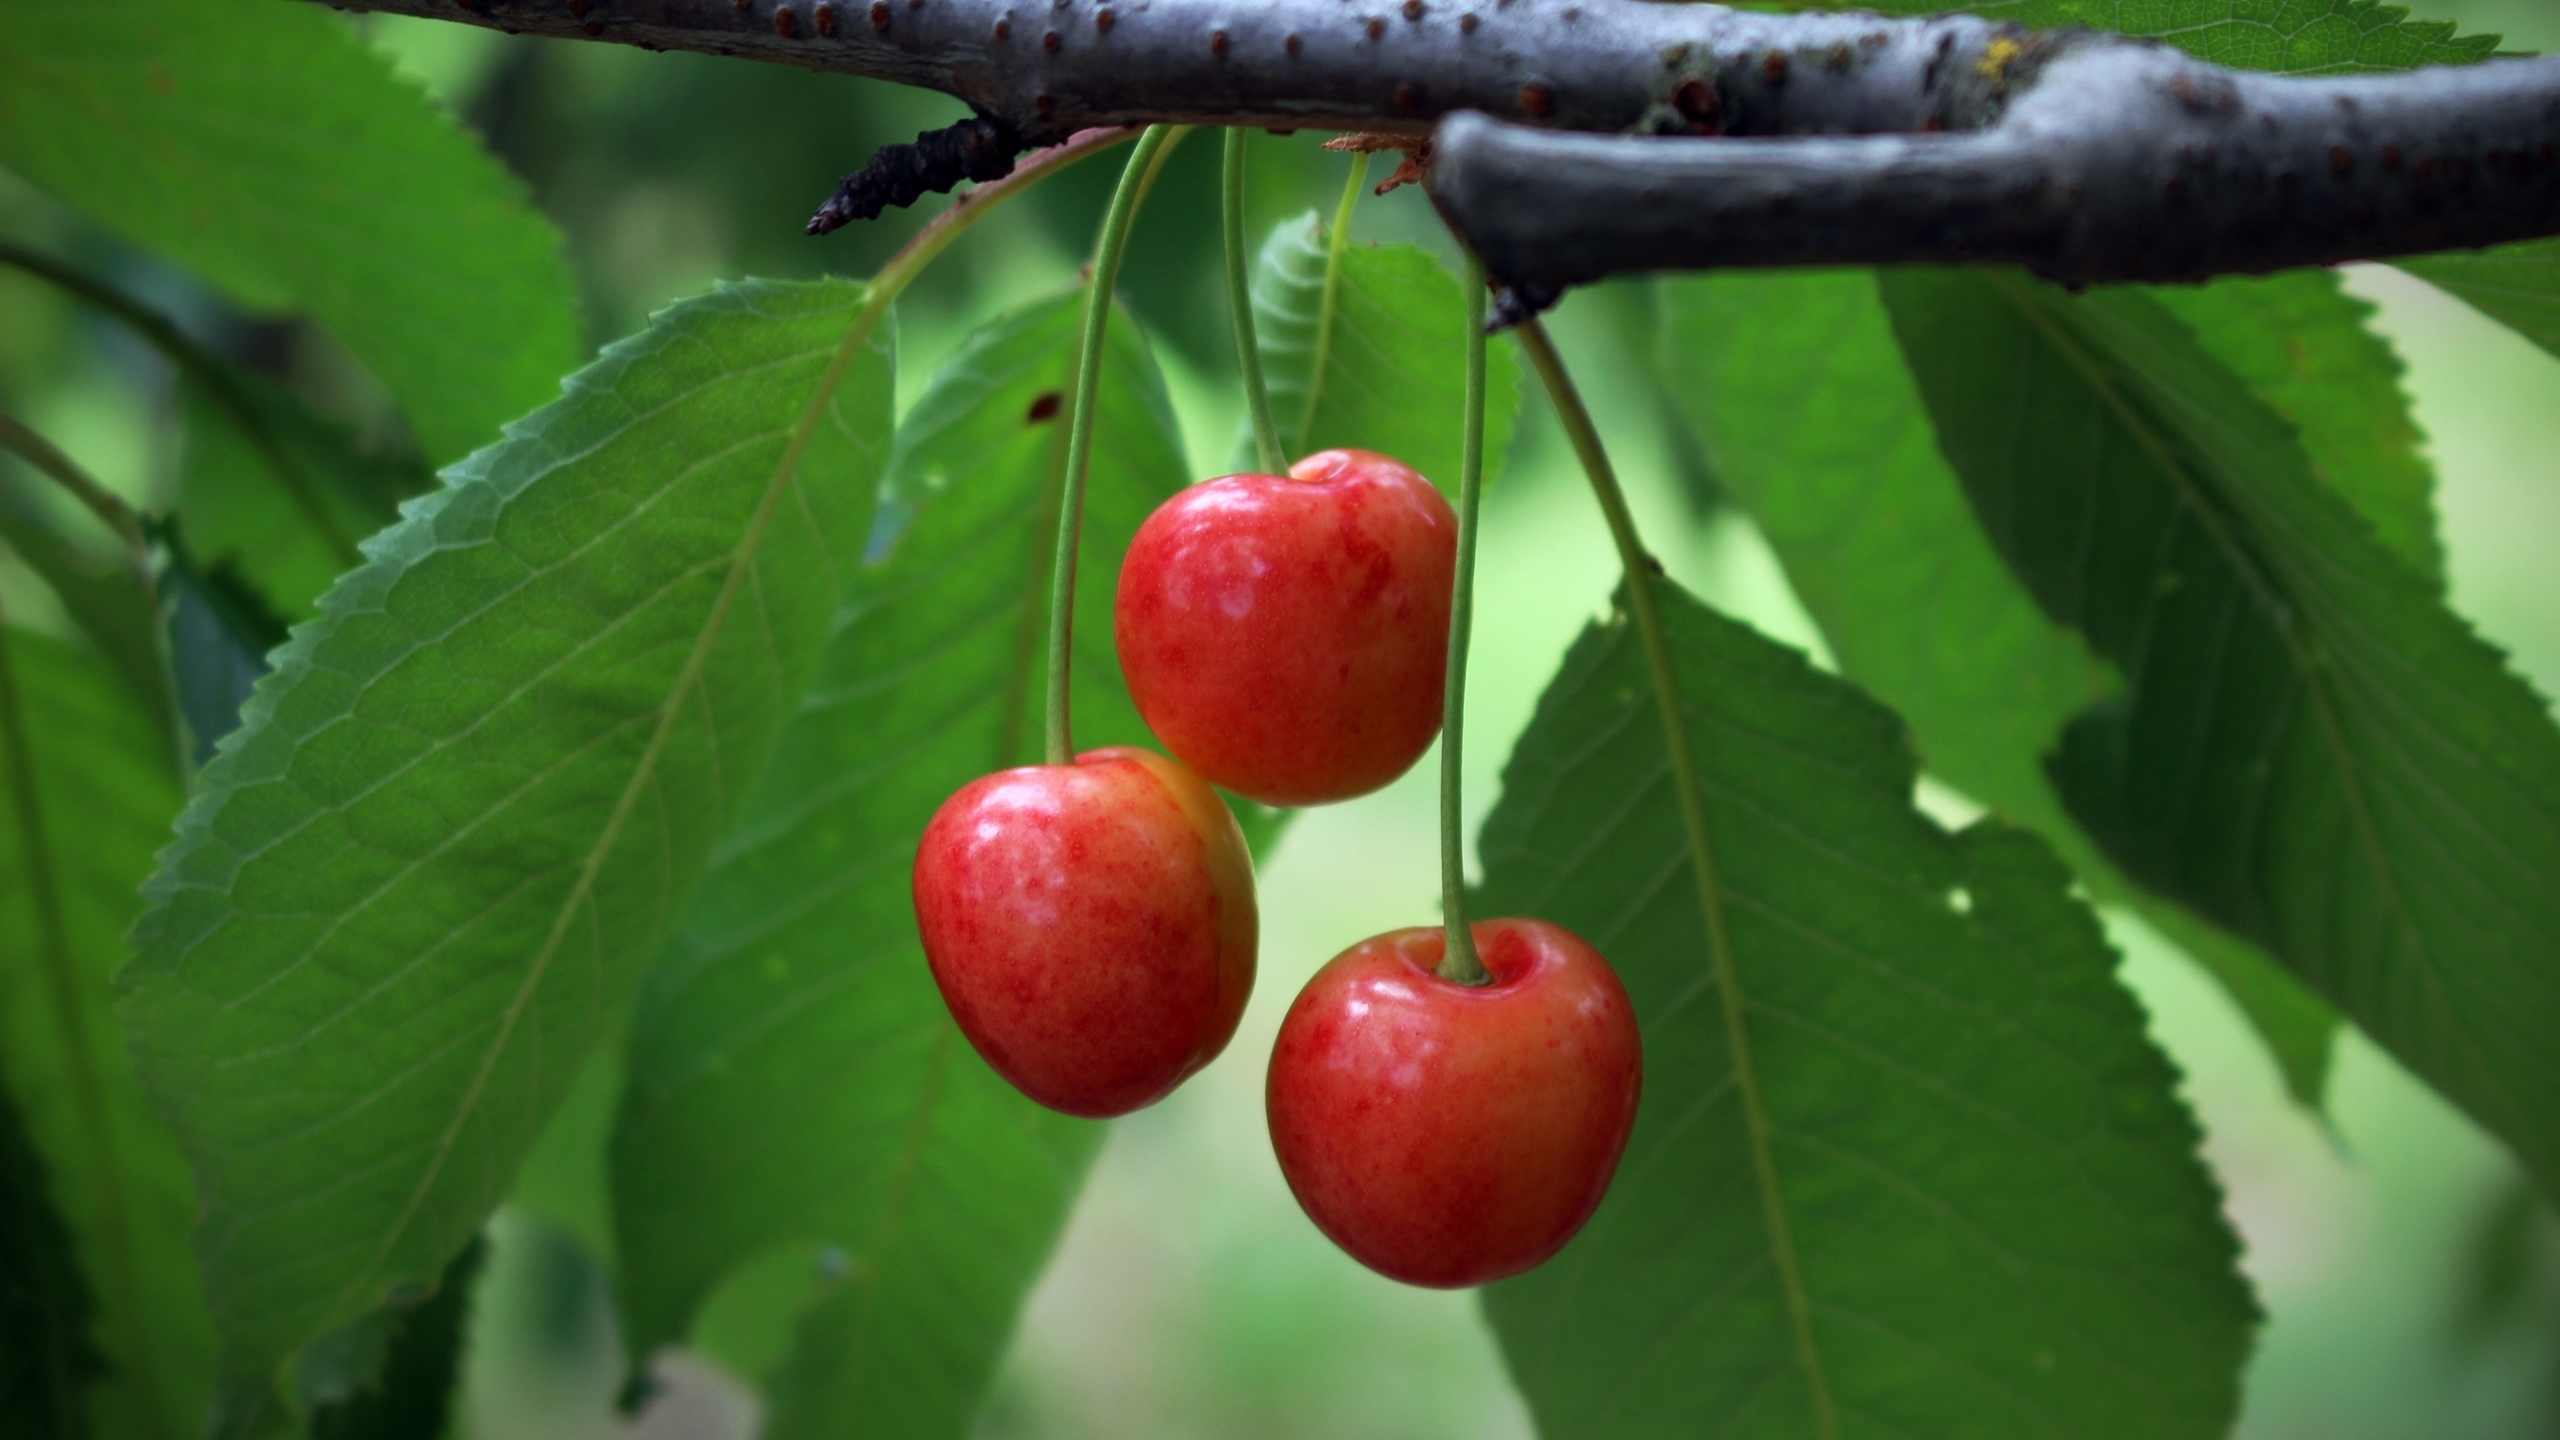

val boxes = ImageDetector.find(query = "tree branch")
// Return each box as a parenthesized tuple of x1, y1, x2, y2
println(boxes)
(320, 0, 2560, 295)
(321, 0, 2047, 139)
(1429, 44, 2560, 297)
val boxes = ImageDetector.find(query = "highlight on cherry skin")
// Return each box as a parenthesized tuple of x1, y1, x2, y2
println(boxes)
(911, 745, 1257, 1119)
(1114, 447, 1458, 807)
(1266, 919, 1643, 1288)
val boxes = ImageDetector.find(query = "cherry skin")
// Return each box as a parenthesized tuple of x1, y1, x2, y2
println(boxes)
(912, 745, 1256, 1118)
(1266, 919, 1642, 1287)
(1114, 447, 1457, 806)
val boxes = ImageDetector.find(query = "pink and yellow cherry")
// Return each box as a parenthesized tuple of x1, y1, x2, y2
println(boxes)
(1266, 919, 1642, 1288)
(1114, 447, 1457, 807)
(912, 745, 1256, 1118)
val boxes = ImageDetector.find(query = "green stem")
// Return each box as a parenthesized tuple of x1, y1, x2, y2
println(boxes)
(0, 408, 147, 556)
(1046, 124, 1184, 766)
(1434, 254, 1491, 986)
(1132, 122, 1189, 205)
(1514, 317, 1840, 1440)
(0, 237, 363, 571)
(1296, 151, 1371, 446)
(868, 126, 1144, 318)
(0, 408, 186, 780)
(818, 124, 1149, 603)
(1226, 130, 1286, 474)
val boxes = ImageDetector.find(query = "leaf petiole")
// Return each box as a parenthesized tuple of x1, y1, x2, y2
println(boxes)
(1045, 124, 1187, 766)
(1516, 316, 1840, 1439)
(0, 237, 363, 570)
(0, 408, 148, 558)
(1226, 129, 1286, 474)
(1296, 150, 1371, 447)
(863, 125, 1144, 315)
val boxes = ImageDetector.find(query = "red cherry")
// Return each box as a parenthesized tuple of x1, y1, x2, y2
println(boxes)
(912, 745, 1257, 1118)
(1266, 919, 1642, 1287)
(1114, 447, 1457, 806)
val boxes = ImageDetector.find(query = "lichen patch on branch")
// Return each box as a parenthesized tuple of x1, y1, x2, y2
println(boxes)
(1323, 132, 1434, 194)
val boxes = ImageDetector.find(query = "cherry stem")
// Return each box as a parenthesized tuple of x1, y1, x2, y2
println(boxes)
(1225, 131, 1286, 475)
(1434, 251, 1493, 987)
(1297, 150, 1370, 447)
(1046, 124, 1185, 767)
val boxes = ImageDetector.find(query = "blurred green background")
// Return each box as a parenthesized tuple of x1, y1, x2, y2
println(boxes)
(2, 4, 2556, 1435)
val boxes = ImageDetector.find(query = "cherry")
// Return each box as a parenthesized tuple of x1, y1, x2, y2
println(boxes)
(1114, 447, 1458, 806)
(1265, 919, 1642, 1288)
(912, 745, 1257, 1118)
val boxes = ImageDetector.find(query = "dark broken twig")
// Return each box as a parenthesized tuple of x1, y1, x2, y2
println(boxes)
(318, 0, 2560, 310)
(807, 111, 1023, 234)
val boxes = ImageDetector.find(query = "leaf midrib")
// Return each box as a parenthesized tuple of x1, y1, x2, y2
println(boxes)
(1987, 275, 2532, 1153)
(322, 287, 885, 1335)
(193, 360, 818, 997)
(1615, 579, 1842, 1440)
(1641, 621, 2185, 1401)
(823, 1024, 955, 1409)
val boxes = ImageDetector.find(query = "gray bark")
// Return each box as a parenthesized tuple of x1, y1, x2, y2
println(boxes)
(320, 0, 2560, 291)
(328, 0, 2032, 138)
(1429, 43, 2560, 292)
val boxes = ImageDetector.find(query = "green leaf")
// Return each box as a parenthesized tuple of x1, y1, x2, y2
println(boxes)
(1475, 578, 2254, 1439)
(1581, 279, 1729, 515)
(156, 530, 291, 769)
(504, 1051, 621, 1265)
(1826, 0, 2560, 369)
(0, 471, 178, 767)
(1249, 212, 1522, 489)
(1881, 267, 2560, 1206)
(1655, 269, 2345, 1106)
(2150, 271, 2442, 589)
(2443, 1171, 2556, 1347)
(303, 1236, 485, 1440)
(0, 1064, 105, 1440)
(0, 0, 582, 463)
(1654, 272, 2104, 848)
(176, 366, 430, 620)
(120, 278, 893, 1430)
(0, 625, 213, 1440)
(2398, 240, 2560, 364)
(1833, 0, 2504, 69)
(1670, 0, 2456, 1116)
(613, 290, 1236, 1438)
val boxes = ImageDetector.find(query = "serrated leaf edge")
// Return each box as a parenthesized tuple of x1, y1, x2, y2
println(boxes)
(126, 278, 888, 1400)
(320, 277, 891, 1343)
(1984, 271, 2535, 1164)
(0, 627, 169, 1424)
